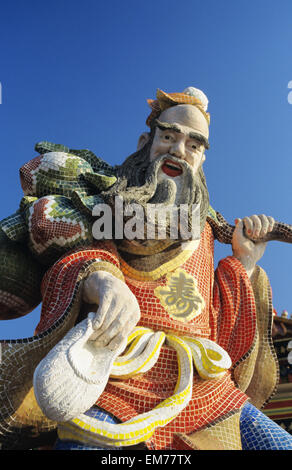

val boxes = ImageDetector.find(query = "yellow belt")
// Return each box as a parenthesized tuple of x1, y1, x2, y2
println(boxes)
(58, 327, 231, 447)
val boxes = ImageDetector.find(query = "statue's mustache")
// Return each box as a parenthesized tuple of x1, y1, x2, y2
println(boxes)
(101, 144, 210, 241)
(145, 154, 194, 180)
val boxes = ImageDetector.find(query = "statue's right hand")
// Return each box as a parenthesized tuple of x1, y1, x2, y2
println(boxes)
(82, 271, 141, 351)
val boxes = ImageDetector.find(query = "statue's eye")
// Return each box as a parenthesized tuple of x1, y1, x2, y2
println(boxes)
(189, 141, 198, 150)
(164, 135, 171, 140)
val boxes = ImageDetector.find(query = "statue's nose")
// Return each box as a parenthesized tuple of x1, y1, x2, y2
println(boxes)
(170, 141, 185, 158)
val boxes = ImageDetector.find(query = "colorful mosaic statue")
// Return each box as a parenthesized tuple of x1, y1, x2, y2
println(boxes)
(1, 87, 292, 450)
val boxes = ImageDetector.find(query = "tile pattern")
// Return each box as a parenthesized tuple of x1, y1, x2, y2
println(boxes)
(20, 146, 116, 200)
(56, 330, 232, 447)
(18, 150, 118, 265)
(0, 210, 28, 243)
(0, 146, 118, 321)
(233, 266, 279, 409)
(24, 195, 94, 265)
(20, 152, 94, 198)
(31, 224, 274, 450)
(240, 402, 292, 450)
(56, 400, 292, 450)
(34, 141, 115, 175)
(0, 237, 43, 319)
(55, 408, 122, 450)
(208, 209, 292, 245)
(0, 245, 122, 448)
(178, 409, 243, 450)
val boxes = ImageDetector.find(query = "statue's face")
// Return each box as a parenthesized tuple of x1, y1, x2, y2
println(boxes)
(149, 104, 209, 178)
(103, 103, 210, 243)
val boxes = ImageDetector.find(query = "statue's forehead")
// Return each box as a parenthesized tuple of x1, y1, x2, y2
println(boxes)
(158, 104, 209, 139)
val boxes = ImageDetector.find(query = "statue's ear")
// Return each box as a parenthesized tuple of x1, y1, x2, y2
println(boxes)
(137, 132, 150, 151)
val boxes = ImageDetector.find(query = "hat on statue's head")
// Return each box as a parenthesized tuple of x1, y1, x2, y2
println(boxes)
(146, 86, 210, 127)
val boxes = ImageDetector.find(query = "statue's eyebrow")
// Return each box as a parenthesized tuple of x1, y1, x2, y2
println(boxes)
(188, 131, 210, 150)
(154, 119, 210, 150)
(155, 119, 182, 134)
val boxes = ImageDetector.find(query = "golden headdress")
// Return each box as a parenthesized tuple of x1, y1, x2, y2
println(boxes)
(146, 87, 210, 127)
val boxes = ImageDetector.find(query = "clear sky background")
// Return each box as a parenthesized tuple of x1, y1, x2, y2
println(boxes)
(0, 0, 291, 339)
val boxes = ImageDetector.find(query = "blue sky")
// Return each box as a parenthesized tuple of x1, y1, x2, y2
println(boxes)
(0, 0, 291, 338)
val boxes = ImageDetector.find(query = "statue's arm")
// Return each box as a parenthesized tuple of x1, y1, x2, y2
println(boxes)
(231, 215, 275, 277)
(224, 214, 278, 406)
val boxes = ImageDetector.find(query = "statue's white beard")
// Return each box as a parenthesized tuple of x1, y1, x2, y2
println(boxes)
(119, 159, 202, 242)
(156, 167, 186, 206)
(102, 150, 209, 242)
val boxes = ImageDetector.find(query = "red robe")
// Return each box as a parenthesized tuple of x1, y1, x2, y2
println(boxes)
(35, 223, 257, 449)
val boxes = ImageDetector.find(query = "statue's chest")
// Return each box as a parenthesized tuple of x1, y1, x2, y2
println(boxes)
(122, 227, 214, 338)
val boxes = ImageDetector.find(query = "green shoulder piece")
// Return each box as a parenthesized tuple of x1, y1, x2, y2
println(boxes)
(69, 147, 115, 175)
(0, 210, 28, 243)
(35, 141, 116, 176)
(22, 141, 117, 200)
(35, 141, 70, 154)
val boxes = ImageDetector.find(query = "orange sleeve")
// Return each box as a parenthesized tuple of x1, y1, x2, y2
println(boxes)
(35, 241, 123, 334)
(213, 256, 257, 366)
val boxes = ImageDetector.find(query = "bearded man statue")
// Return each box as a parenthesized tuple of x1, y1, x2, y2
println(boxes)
(0, 87, 292, 451)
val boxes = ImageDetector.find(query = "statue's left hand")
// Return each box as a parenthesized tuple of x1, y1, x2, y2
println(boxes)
(232, 214, 275, 277)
